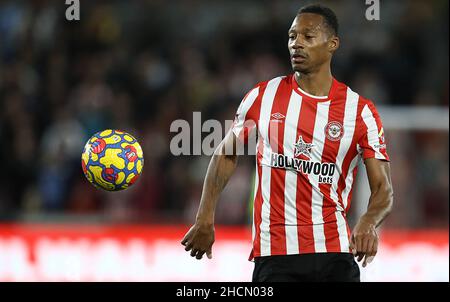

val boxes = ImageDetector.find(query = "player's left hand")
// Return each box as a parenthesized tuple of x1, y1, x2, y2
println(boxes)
(349, 217, 378, 268)
(181, 222, 215, 260)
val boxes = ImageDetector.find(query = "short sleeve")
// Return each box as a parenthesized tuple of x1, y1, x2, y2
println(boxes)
(358, 100, 390, 161)
(231, 86, 260, 144)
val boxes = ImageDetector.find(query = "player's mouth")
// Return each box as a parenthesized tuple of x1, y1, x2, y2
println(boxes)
(291, 53, 307, 63)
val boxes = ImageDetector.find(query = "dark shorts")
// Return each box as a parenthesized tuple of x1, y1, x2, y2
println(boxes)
(252, 253, 360, 282)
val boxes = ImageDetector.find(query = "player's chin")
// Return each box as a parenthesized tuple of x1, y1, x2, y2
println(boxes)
(291, 63, 308, 73)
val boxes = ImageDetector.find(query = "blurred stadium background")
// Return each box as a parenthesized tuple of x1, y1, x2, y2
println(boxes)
(0, 0, 448, 281)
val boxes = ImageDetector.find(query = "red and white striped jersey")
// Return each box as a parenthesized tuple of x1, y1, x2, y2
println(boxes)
(231, 75, 389, 260)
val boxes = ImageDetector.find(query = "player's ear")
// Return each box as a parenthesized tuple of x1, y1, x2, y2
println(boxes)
(328, 36, 339, 53)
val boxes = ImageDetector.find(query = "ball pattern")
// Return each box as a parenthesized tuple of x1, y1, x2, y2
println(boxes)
(81, 129, 144, 191)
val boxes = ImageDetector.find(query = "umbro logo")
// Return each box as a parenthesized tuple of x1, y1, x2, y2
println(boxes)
(271, 112, 285, 119)
(271, 112, 285, 123)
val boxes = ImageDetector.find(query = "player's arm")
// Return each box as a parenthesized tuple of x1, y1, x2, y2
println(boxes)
(181, 129, 241, 260)
(350, 158, 394, 267)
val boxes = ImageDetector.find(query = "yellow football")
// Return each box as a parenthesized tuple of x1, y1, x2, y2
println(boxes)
(81, 129, 144, 191)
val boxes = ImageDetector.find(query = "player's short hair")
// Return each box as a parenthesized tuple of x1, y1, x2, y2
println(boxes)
(297, 4, 339, 36)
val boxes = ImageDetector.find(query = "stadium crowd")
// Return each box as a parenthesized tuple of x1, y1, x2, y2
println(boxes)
(0, 0, 448, 228)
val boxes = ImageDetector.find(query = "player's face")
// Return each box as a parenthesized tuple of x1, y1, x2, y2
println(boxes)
(288, 14, 335, 73)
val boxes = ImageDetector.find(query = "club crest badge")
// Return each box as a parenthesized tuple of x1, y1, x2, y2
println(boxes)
(325, 121, 344, 141)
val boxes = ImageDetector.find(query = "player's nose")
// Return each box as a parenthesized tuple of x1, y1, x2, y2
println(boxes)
(290, 38, 305, 50)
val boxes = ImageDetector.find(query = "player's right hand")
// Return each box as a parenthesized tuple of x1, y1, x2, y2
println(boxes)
(181, 223, 215, 260)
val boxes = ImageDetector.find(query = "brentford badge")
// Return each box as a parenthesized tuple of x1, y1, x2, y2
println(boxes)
(325, 121, 344, 141)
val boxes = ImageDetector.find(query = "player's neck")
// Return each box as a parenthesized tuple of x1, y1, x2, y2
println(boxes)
(294, 67, 333, 97)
